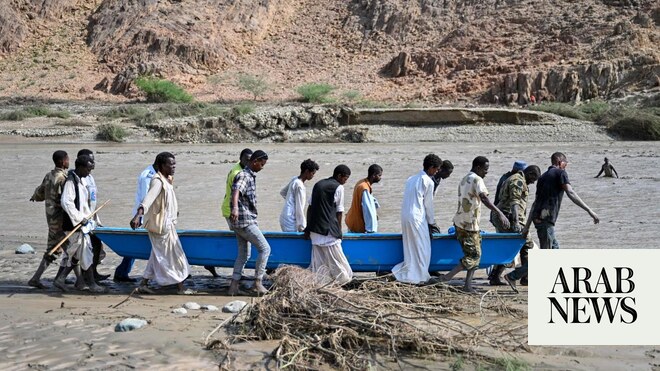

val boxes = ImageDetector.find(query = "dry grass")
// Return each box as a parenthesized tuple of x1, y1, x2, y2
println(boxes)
(208, 266, 527, 370)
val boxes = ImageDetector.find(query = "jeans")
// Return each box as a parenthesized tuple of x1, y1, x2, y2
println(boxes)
(535, 221, 560, 250)
(232, 224, 271, 281)
(114, 257, 135, 278)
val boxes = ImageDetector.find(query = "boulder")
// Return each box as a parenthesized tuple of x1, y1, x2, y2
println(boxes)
(172, 308, 188, 314)
(114, 318, 148, 332)
(222, 300, 247, 313)
(15, 244, 35, 254)
(183, 302, 201, 310)
(201, 304, 219, 312)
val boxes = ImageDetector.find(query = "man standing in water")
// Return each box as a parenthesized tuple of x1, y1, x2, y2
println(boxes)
(228, 150, 271, 295)
(505, 152, 600, 292)
(595, 157, 619, 178)
(440, 156, 510, 293)
(28, 150, 69, 289)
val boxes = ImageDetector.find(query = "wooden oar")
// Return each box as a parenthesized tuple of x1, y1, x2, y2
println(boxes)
(47, 200, 110, 256)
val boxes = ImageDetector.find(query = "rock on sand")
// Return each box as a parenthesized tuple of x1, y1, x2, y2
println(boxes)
(222, 300, 247, 313)
(172, 308, 188, 314)
(15, 243, 35, 254)
(183, 302, 201, 310)
(115, 318, 148, 332)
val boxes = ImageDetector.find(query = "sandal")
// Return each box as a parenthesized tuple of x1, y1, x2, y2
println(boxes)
(138, 286, 156, 294)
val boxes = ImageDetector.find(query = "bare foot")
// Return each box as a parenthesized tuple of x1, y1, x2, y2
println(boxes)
(227, 280, 240, 296)
(28, 279, 47, 289)
(53, 280, 70, 292)
(253, 281, 268, 295)
(137, 285, 156, 294)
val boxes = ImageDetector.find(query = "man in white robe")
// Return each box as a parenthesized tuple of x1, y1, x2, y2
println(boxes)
(53, 154, 105, 293)
(393, 154, 442, 284)
(280, 159, 319, 232)
(130, 152, 192, 295)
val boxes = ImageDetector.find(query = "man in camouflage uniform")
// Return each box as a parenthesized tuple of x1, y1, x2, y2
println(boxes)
(438, 156, 510, 293)
(488, 164, 541, 286)
(28, 150, 70, 289)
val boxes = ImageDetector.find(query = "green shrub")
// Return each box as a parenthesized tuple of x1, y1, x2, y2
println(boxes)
(342, 90, 362, 102)
(134, 77, 193, 103)
(494, 357, 531, 371)
(579, 99, 610, 121)
(355, 100, 392, 108)
(23, 106, 51, 116)
(530, 102, 586, 120)
(46, 110, 71, 119)
(101, 105, 150, 119)
(232, 102, 255, 117)
(97, 123, 127, 142)
(296, 83, 335, 103)
(237, 74, 269, 100)
(605, 108, 660, 140)
(159, 102, 224, 118)
(0, 110, 33, 121)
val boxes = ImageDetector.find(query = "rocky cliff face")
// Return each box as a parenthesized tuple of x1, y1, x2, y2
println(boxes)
(0, 0, 657, 103)
(87, 0, 296, 73)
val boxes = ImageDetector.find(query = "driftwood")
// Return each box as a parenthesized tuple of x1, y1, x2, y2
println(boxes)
(209, 266, 527, 369)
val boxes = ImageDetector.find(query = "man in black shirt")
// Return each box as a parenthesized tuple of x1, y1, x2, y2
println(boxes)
(505, 152, 599, 292)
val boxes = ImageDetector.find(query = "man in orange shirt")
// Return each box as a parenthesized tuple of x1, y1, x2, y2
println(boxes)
(345, 164, 382, 233)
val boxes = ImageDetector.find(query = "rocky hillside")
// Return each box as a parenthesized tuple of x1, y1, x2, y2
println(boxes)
(0, 0, 658, 104)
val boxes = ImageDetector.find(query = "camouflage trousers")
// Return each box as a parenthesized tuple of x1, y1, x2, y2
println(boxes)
(456, 227, 481, 270)
(47, 223, 66, 256)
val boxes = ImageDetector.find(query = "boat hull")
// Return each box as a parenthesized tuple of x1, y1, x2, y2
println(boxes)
(95, 227, 525, 272)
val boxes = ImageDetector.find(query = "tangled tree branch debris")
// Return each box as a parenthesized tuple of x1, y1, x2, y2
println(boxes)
(208, 266, 527, 369)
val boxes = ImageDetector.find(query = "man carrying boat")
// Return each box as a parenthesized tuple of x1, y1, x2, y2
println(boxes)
(505, 152, 599, 292)
(488, 164, 541, 286)
(77, 149, 110, 284)
(228, 150, 271, 295)
(130, 152, 193, 295)
(440, 156, 510, 293)
(392, 154, 442, 284)
(279, 159, 319, 232)
(345, 164, 382, 233)
(114, 160, 157, 283)
(54, 154, 105, 293)
(214, 148, 253, 277)
(432, 159, 454, 195)
(305, 165, 353, 286)
(28, 150, 69, 289)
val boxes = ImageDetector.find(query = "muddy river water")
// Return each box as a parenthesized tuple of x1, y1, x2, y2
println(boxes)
(1, 141, 658, 251)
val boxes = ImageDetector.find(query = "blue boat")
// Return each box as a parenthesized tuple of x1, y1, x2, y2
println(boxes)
(95, 227, 525, 272)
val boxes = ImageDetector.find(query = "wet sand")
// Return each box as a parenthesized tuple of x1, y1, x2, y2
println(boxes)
(1, 141, 659, 369)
